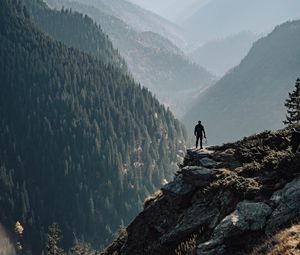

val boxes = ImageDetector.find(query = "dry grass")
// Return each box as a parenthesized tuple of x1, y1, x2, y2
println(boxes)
(250, 224, 300, 255)
(175, 234, 198, 255)
(143, 190, 162, 209)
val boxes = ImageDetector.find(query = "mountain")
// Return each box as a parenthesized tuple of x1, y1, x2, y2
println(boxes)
(102, 127, 300, 255)
(183, 20, 300, 145)
(127, 0, 209, 23)
(23, 0, 126, 70)
(44, 0, 215, 117)
(182, 0, 300, 44)
(48, 0, 186, 48)
(173, 0, 211, 24)
(0, 0, 187, 253)
(189, 32, 259, 76)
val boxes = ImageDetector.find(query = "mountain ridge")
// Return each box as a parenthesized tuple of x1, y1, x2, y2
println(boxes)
(183, 0, 300, 43)
(45, 0, 215, 117)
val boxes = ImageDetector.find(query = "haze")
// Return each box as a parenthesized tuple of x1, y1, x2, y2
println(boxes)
(128, 0, 210, 21)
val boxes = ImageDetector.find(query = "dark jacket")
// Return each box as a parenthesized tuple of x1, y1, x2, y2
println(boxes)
(194, 124, 206, 137)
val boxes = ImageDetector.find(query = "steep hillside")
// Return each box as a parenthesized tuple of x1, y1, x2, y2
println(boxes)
(23, 0, 126, 70)
(183, 0, 300, 43)
(0, 0, 187, 253)
(44, 0, 215, 117)
(184, 20, 300, 145)
(48, 0, 186, 48)
(189, 32, 259, 76)
(102, 126, 300, 255)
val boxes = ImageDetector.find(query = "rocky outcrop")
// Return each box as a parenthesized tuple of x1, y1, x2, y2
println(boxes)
(102, 128, 300, 255)
(180, 166, 219, 188)
(197, 201, 272, 255)
(161, 174, 195, 197)
(265, 176, 300, 235)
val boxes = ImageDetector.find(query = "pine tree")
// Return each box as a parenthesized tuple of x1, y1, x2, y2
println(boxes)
(284, 78, 300, 125)
(46, 223, 65, 255)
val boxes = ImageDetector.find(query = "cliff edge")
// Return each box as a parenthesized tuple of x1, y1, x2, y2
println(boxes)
(102, 127, 300, 255)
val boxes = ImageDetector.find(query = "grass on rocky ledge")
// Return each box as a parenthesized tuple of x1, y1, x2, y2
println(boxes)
(194, 126, 300, 199)
(249, 223, 300, 255)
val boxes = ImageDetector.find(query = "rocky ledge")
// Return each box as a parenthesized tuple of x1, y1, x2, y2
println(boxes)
(102, 127, 300, 255)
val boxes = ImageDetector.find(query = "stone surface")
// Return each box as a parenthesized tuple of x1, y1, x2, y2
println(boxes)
(197, 201, 272, 255)
(199, 157, 218, 168)
(161, 174, 195, 197)
(265, 176, 300, 234)
(187, 149, 214, 159)
(181, 166, 219, 188)
(161, 201, 220, 244)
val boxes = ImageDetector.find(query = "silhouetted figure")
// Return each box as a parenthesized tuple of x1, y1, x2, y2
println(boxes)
(194, 121, 206, 149)
(291, 128, 300, 153)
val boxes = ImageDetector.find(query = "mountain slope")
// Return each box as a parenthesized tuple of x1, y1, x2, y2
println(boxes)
(45, 0, 215, 117)
(183, 0, 300, 43)
(102, 127, 300, 255)
(49, 0, 186, 48)
(0, 0, 186, 253)
(183, 20, 300, 145)
(23, 0, 127, 72)
(189, 32, 259, 76)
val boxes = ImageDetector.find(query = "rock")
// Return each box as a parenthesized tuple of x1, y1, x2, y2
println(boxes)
(181, 166, 219, 188)
(187, 149, 214, 160)
(265, 177, 300, 235)
(197, 201, 272, 255)
(199, 157, 218, 168)
(161, 201, 220, 244)
(161, 174, 195, 197)
(197, 241, 225, 255)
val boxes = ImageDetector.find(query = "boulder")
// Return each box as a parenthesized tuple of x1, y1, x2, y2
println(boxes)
(161, 174, 195, 197)
(181, 166, 219, 188)
(199, 157, 218, 168)
(265, 176, 300, 235)
(161, 201, 220, 244)
(186, 149, 214, 160)
(197, 201, 272, 255)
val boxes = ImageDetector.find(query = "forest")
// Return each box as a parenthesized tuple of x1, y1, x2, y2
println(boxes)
(0, 0, 186, 253)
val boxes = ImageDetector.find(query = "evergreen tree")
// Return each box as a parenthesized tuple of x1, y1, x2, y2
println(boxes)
(0, 0, 187, 253)
(46, 223, 65, 255)
(284, 78, 300, 125)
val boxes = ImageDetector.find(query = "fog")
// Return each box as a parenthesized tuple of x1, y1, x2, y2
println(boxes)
(128, 0, 300, 43)
(128, 0, 209, 22)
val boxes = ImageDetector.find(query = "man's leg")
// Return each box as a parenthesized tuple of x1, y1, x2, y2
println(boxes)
(195, 136, 199, 148)
(200, 137, 203, 149)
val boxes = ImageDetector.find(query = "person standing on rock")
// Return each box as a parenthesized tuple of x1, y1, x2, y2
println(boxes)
(194, 120, 206, 149)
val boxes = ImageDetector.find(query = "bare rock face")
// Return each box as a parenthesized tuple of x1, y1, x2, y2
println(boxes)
(199, 157, 219, 168)
(181, 166, 219, 188)
(265, 176, 300, 235)
(160, 201, 220, 244)
(197, 201, 272, 255)
(161, 174, 195, 197)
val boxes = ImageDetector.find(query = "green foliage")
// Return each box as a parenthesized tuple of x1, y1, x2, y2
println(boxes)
(0, 0, 186, 253)
(284, 78, 300, 125)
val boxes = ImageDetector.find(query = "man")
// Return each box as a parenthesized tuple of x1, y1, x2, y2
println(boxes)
(194, 121, 206, 149)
